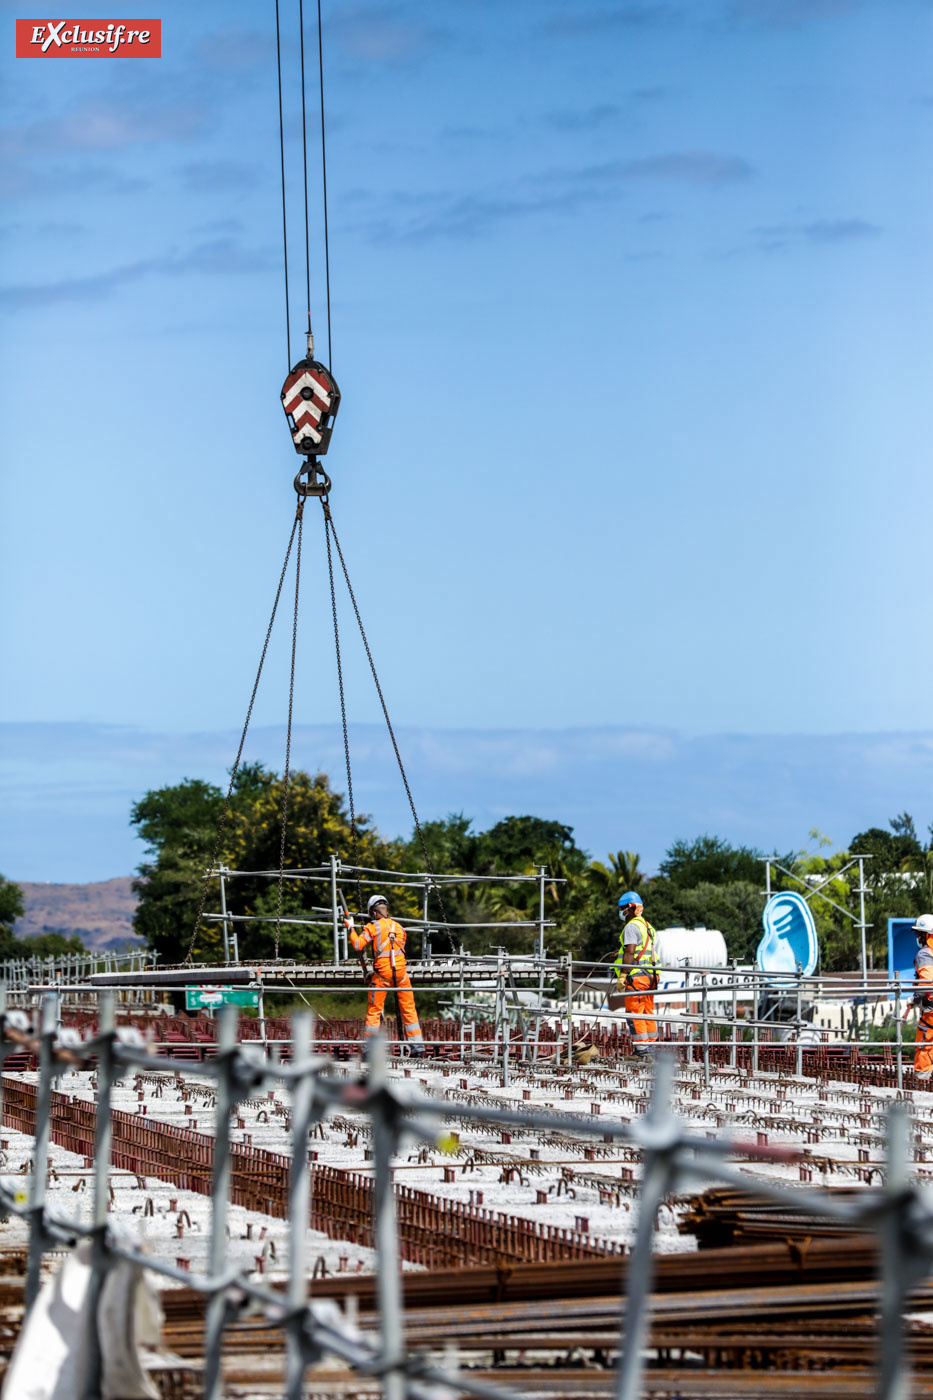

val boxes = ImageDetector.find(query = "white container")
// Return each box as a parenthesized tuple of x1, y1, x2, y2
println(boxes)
(655, 926, 728, 971)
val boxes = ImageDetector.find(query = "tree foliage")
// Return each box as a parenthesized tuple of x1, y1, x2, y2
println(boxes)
(0, 877, 84, 960)
(129, 764, 931, 976)
(132, 764, 406, 964)
(659, 835, 765, 888)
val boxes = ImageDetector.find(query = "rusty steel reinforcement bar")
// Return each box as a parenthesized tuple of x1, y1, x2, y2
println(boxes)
(0, 1076, 621, 1267)
(4, 994, 933, 1400)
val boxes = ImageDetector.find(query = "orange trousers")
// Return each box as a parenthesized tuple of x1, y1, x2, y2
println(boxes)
(916, 1012, 933, 1078)
(363, 959, 423, 1047)
(624, 971, 658, 1054)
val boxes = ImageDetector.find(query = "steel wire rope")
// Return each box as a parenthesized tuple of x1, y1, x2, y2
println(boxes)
(275, 505, 304, 960)
(321, 499, 456, 952)
(322, 503, 364, 920)
(185, 509, 302, 964)
(274, 0, 292, 368)
(316, 0, 332, 365)
(298, 0, 312, 338)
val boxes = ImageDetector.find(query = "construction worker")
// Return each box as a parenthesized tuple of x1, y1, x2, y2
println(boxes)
(350, 894, 425, 1057)
(613, 891, 659, 1056)
(908, 914, 933, 1081)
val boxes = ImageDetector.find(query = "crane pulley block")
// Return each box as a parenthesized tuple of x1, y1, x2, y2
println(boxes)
(281, 356, 341, 457)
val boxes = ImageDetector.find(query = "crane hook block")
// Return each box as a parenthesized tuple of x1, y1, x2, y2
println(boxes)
(281, 358, 341, 457)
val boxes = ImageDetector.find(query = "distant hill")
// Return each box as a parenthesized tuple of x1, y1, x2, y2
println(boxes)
(14, 877, 141, 951)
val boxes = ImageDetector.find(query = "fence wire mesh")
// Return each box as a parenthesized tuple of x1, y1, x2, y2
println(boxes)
(1, 990, 932, 1399)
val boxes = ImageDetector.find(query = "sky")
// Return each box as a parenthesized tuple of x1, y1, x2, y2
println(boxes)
(1, 0, 931, 881)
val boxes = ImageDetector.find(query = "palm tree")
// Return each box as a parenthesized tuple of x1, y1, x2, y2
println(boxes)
(586, 850, 644, 898)
(902, 847, 933, 906)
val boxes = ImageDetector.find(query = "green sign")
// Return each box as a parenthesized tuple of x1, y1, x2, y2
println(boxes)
(185, 986, 259, 1011)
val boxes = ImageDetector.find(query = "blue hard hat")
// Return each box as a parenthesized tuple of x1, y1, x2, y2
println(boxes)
(617, 891, 643, 908)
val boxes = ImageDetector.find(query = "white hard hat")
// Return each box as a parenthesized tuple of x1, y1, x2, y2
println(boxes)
(913, 914, 933, 936)
(367, 894, 388, 914)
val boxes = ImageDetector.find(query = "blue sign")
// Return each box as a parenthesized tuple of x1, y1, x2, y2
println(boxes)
(757, 891, 819, 978)
(889, 918, 919, 981)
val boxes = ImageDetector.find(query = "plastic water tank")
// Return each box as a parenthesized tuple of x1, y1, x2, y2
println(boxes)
(654, 926, 728, 969)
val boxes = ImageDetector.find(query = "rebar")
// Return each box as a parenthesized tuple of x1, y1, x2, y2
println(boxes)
(2, 990, 932, 1400)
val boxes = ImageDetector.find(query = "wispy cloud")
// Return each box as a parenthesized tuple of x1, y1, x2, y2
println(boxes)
(0, 92, 212, 159)
(177, 161, 261, 193)
(357, 148, 750, 241)
(4, 720, 931, 882)
(190, 218, 245, 236)
(751, 216, 881, 251)
(0, 162, 147, 201)
(803, 217, 881, 242)
(724, 0, 862, 29)
(604, 152, 753, 185)
(542, 2, 682, 35)
(0, 237, 271, 311)
(193, 27, 274, 71)
(329, 3, 445, 64)
(544, 104, 623, 132)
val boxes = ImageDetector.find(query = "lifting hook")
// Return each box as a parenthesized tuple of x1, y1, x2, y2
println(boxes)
(294, 457, 332, 498)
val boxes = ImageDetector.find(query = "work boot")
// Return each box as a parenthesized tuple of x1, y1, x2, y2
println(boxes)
(409, 1045, 425, 1059)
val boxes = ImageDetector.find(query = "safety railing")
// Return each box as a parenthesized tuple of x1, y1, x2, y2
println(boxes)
(202, 858, 562, 963)
(14, 955, 924, 1093)
(2, 988, 933, 1400)
(0, 948, 156, 993)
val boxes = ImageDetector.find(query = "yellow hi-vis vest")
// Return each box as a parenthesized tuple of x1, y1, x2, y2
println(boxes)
(613, 915, 658, 980)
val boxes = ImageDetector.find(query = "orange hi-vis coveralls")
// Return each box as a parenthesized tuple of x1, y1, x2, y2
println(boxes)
(614, 915, 659, 1055)
(351, 915, 424, 1050)
(914, 937, 933, 1080)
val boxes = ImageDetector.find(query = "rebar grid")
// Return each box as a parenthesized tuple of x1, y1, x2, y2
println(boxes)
(3, 992, 933, 1400)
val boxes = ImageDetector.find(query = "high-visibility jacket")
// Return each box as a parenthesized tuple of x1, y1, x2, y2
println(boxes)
(614, 915, 658, 983)
(913, 938, 933, 1078)
(351, 915, 423, 1047)
(351, 915, 408, 974)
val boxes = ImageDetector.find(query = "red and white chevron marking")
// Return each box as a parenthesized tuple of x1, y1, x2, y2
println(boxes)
(282, 367, 333, 448)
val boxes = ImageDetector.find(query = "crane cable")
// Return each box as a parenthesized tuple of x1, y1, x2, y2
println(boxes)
(184, 508, 301, 963)
(274, 0, 291, 370)
(188, 0, 454, 964)
(321, 495, 456, 953)
(274, 503, 303, 960)
(316, 0, 333, 366)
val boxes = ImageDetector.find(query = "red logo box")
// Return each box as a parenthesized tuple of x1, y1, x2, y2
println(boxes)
(16, 19, 161, 56)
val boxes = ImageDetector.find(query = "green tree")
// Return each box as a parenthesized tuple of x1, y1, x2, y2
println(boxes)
(16, 932, 85, 957)
(841, 813, 933, 968)
(659, 835, 765, 887)
(131, 776, 226, 963)
(0, 875, 25, 959)
(132, 765, 407, 964)
(475, 816, 579, 872)
(398, 812, 590, 954)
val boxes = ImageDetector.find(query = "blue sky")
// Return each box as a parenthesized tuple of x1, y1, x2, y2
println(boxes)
(1, 1, 931, 880)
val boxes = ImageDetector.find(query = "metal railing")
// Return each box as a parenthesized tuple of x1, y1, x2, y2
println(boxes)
(0, 948, 156, 993)
(204, 858, 561, 963)
(2, 989, 933, 1399)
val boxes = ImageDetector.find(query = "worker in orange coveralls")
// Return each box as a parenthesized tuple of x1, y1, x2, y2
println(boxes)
(907, 914, 933, 1081)
(613, 891, 659, 1056)
(350, 894, 425, 1057)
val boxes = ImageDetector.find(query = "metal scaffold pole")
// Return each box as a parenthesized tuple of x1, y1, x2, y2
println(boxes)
(330, 854, 340, 962)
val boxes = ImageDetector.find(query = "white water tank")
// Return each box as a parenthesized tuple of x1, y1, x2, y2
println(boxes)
(655, 926, 728, 970)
